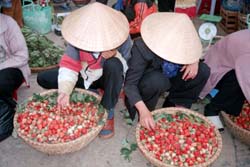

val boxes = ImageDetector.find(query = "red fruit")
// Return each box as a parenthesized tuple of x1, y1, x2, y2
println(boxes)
(17, 96, 101, 144)
(81, 128, 87, 135)
(37, 124, 43, 130)
(139, 113, 218, 166)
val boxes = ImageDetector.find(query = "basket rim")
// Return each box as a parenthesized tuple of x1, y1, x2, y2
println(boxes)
(72, 0, 91, 5)
(221, 111, 250, 135)
(14, 88, 107, 148)
(136, 107, 223, 167)
(30, 64, 59, 73)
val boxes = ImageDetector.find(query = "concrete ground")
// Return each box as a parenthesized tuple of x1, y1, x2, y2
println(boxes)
(1, 1, 250, 167)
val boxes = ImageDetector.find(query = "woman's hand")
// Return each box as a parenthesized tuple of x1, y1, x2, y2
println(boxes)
(181, 61, 199, 81)
(139, 110, 155, 131)
(57, 92, 70, 109)
(101, 49, 117, 59)
(135, 101, 155, 131)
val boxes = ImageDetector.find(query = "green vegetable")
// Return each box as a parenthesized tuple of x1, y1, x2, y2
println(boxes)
(120, 109, 134, 126)
(57, 16, 64, 25)
(153, 113, 173, 122)
(120, 142, 138, 162)
(21, 26, 64, 68)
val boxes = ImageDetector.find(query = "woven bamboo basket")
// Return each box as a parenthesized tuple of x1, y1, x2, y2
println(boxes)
(136, 107, 223, 167)
(14, 88, 108, 155)
(30, 64, 59, 73)
(221, 111, 250, 146)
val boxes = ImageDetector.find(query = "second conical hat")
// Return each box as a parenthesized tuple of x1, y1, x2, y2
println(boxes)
(141, 13, 202, 64)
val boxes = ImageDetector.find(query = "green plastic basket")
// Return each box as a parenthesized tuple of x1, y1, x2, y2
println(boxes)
(22, 0, 52, 34)
(199, 14, 222, 23)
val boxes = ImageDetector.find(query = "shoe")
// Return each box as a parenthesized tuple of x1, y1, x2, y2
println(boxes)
(206, 115, 224, 132)
(99, 108, 114, 139)
(0, 131, 12, 142)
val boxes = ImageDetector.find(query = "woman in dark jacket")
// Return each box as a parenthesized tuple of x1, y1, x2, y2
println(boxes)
(124, 13, 210, 130)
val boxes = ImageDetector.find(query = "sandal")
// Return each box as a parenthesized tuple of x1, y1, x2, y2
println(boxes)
(99, 109, 114, 139)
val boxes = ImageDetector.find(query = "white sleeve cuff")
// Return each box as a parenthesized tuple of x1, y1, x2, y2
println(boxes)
(58, 67, 78, 95)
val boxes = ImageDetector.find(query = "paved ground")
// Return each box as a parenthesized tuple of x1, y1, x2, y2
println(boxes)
(1, 71, 250, 167)
(1, 1, 250, 167)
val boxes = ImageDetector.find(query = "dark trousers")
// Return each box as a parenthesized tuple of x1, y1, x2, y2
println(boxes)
(0, 68, 23, 141)
(163, 62, 210, 108)
(0, 68, 24, 98)
(126, 62, 210, 120)
(204, 70, 245, 116)
(158, 0, 176, 12)
(96, 0, 108, 4)
(37, 57, 124, 110)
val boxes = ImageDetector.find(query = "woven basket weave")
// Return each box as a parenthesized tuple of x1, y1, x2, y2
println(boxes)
(221, 111, 250, 146)
(136, 107, 223, 167)
(14, 88, 107, 155)
(30, 64, 59, 73)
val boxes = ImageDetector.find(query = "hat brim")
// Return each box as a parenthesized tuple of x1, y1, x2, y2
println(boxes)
(62, 2, 129, 52)
(141, 13, 202, 64)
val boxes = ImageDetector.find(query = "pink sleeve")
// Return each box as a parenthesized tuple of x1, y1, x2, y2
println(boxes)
(0, 16, 29, 70)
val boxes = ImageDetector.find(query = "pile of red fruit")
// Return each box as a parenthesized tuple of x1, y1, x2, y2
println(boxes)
(230, 101, 250, 131)
(139, 112, 219, 167)
(16, 95, 104, 144)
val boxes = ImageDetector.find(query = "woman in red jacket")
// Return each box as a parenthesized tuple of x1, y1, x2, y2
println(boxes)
(37, 3, 132, 139)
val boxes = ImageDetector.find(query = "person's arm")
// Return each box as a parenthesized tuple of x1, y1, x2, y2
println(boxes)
(0, 17, 28, 70)
(135, 101, 155, 130)
(124, 40, 155, 130)
(129, 1, 157, 34)
(117, 35, 133, 61)
(57, 44, 82, 108)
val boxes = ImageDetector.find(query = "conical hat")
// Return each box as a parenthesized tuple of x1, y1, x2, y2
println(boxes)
(62, 2, 129, 52)
(141, 13, 202, 64)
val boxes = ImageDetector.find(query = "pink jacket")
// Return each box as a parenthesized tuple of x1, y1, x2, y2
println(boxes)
(200, 30, 250, 102)
(0, 14, 30, 84)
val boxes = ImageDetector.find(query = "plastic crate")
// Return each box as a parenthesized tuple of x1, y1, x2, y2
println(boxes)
(238, 12, 248, 30)
(219, 6, 238, 33)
